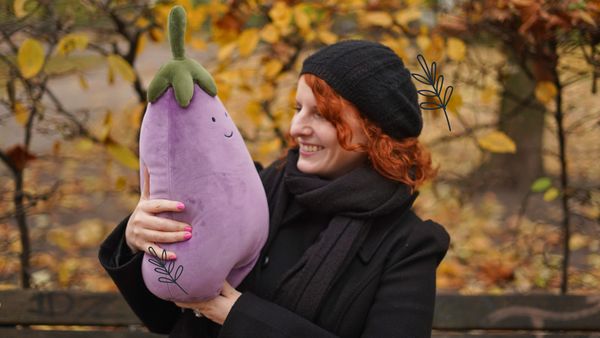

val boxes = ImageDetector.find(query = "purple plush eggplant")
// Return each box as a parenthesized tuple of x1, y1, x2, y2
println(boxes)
(139, 6, 269, 302)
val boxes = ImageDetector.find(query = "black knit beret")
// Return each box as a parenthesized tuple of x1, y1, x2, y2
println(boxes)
(300, 40, 422, 139)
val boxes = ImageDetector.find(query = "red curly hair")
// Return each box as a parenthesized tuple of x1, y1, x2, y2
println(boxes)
(284, 74, 437, 191)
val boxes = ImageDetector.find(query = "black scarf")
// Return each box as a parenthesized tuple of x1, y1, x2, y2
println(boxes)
(260, 149, 417, 320)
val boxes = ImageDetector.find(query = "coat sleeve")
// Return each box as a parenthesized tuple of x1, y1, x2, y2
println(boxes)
(98, 214, 182, 334)
(359, 220, 450, 338)
(219, 292, 338, 338)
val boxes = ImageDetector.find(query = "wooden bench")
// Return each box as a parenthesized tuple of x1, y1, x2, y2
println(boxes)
(1, 290, 599, 337)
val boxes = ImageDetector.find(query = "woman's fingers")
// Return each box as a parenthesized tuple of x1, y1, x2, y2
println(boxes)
(140, 199, 186, 214)
(137, 213, 191, 232)
(137, 227, 192, 244)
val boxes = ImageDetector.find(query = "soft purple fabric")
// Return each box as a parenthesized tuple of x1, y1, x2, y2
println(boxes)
(139, 84, 269, 302)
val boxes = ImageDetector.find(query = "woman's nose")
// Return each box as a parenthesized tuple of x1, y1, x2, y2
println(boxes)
(290, 114, 311, 137)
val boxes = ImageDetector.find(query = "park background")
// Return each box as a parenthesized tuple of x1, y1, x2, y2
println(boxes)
(0, 0, 598, 297)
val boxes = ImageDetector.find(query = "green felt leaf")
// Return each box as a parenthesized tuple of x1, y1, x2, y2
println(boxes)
(146, 5, 217, 107)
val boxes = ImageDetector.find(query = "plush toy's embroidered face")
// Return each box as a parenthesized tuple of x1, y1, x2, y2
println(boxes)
(210, 110, 233, 138)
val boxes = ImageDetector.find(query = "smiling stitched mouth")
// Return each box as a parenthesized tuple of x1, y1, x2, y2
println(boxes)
(224, 131, 233, 138)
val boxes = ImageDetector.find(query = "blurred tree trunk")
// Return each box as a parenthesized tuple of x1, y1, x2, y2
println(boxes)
(477, 51, 546, 195)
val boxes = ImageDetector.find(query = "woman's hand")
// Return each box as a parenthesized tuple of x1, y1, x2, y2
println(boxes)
(175, 281, 241, 325)
(125, 164, 192, 259)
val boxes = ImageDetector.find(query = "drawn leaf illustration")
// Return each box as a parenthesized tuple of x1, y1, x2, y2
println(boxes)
(175, 265, 184, 280)
(411, 54, 453, 131)
(418, 89, 437, 97)
(411, 73, 430, 85)
(435, 75, 444, 93)
(154, 267, 169, 275)
(146, 240, 188, 295)
(148, 258, 161, 266)
(443, 86, 454, 106)
(420, 102, 443, 110)
(158, 277, 172, 283)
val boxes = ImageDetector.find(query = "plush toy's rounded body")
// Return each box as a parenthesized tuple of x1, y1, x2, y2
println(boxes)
(139, 84, 269, 302)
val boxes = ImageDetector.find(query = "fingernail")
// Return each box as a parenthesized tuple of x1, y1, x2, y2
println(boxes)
(177, 202, 185, 210)
(184, 232, 192, 240)
(184, 226, 192, 232)
(168, 253, 177, 260)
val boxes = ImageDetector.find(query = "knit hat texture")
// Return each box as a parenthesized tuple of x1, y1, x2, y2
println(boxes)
(300, 40, 422, 139)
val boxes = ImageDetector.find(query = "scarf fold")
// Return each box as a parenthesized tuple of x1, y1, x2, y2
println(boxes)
(262, 149, 417, 320)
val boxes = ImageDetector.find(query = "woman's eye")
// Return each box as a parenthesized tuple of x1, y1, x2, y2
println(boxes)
(294, 106, 301, 113)
(212, 117, 216, 122)
(314, 112, 324, 119)
(224, 111, 228, 118)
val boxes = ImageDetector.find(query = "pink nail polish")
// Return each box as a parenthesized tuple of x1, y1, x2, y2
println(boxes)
(185, 226, 192, 232)
(184, 232, 192, 240)
(177, 202, 185, 210)
(168, 253, 177, 260)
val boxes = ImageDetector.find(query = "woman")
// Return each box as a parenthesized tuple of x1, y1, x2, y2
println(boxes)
(99, 40, 450, 338)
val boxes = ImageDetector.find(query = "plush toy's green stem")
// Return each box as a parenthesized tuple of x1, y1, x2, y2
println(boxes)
(147, 5, 217, 107)
(169, 6, 186, 59)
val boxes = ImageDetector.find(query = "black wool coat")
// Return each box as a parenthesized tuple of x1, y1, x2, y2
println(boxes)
(99, 162, 450, 338)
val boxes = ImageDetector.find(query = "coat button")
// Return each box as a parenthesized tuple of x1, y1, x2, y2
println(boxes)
(262, 256, 270, 268)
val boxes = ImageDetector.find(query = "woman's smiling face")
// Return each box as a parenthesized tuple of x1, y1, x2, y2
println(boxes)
(290, 76, 368, 179)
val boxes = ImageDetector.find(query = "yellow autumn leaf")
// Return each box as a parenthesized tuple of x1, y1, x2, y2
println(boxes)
(238, 28, 260, 57)
(477, 131, 517, 153)
(258, 138, 282, 157)
(543, 187, 560, 201)
(13, 101, 29, 126)
(258, 83, 275, 101)
(76, 138, 94, 151)
(47, 228, 73, 252)
(13, 0, 29, 18)
(424, 34, 445, 62)
(136, 16, 150, 29)
(188, 6, 207, 30)
(381, 36, 409, 60)
(18, 38, 45, 79)
(78, 73, 89, 90)
(107, 54, 135, 83)
(294, 4, 311, 31)
(535, 81, 557, 104)
(115, 176, 128, 191)
(136, 33, 148, 56)
(416, 34, 430, 52)
(99, 110, 112, 142)
(106, 140, 139, 170)
(364, 11, 393, 27)
(481, 85, 497, 104)
(264, 59, 283, 79)
(56, 33, 89, 56)
(317, 29, 338, 45)
(447, 37, 466, 62)
(246, 101, 265, 125)
(129, 103, 145, 130)
(261, 24, 280, 44)
(394, 7, 422, 27)
(447, 91, 462, 115)
(75, 219, 105, 248)
(190, 37, 207, 50)
(269, 2, 292, 30)
(218, 42, 237, 62)
(58, 258, 79, 287)
(149, 28, 165, 42)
